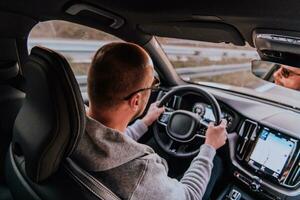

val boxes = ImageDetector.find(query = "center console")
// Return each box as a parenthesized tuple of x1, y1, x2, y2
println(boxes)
(228, 120, 300, 200)
(217, 185, 256, 200)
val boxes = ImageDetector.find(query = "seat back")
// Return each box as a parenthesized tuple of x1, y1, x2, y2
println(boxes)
(0, 62, 25, 183)
(5, 46, 86, 199)
(12, 46, 86, 182)
(5, 46, 120, 200)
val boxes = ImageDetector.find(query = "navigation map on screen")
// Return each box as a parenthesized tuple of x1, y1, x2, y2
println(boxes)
(249, 129, 295, 176)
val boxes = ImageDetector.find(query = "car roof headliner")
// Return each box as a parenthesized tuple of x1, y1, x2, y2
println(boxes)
(1, 0, 300, 46)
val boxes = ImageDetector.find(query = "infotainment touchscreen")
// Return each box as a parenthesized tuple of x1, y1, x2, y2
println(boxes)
(248, 128, 295, 178)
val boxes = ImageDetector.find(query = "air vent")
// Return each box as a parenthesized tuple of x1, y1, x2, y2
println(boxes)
(236, 120, 258, 160)
(285, 155, 300, 187)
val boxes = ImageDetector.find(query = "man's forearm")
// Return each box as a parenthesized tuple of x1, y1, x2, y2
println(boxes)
(125, 119, 148, 141)
(180, 144, 216, 199)
(134, 143, 217, 200)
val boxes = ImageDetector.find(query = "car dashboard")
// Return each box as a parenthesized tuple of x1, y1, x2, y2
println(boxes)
(178, 93, 238, 132)
(156, 87, 300, 200)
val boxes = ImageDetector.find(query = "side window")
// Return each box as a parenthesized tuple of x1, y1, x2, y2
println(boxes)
(28, 20, 121, 77)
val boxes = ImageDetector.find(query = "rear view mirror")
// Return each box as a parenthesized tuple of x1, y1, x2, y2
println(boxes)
(252, 60, 300, 91)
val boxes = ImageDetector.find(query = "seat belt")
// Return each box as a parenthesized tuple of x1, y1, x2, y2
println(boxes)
(64, 158, 121, 200)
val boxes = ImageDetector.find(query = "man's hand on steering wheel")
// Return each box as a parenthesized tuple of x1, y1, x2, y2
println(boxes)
(142, 102, 165, 126)
(205, 119, 228, 150)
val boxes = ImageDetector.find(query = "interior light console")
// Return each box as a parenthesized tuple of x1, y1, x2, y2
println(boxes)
(236, 120, 300, 189)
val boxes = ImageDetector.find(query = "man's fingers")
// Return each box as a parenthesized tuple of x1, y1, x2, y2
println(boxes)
(208, 122, 214, 128)
(221, 119, 227, 124)
(159, 106, 165, 113)
(155, 101, 161, 107)
(220, 119, 227, 127)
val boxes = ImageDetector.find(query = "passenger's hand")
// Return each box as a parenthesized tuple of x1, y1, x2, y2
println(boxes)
(204, 119, 227, 150)
(142, 102, 165, 126)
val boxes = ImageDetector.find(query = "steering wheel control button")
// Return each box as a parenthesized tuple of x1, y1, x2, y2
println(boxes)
(198, 128, 206, 136)
(160, 113, 170, 124)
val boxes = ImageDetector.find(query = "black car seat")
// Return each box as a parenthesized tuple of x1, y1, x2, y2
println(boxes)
(0, 62, 25, 184)
(0, 61, 24, 200)
(5, 46, 121, 200)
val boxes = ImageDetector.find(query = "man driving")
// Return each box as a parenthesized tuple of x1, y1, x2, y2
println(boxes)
(73, 42, 227, 200)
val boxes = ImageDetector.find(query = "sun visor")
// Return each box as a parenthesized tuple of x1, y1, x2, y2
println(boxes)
(138, 22, 245, 45)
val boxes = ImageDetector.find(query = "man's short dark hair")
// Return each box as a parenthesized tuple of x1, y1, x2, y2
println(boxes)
(88, 42, 152, 108)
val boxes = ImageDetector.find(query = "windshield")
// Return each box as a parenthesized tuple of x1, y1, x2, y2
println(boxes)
(157, 37, 300, 109)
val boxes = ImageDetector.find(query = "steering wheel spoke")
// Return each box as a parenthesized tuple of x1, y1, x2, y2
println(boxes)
(199, 119, 209, 128)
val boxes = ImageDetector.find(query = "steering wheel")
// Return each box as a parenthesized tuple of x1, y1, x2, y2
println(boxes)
(153, 85, 222, 158)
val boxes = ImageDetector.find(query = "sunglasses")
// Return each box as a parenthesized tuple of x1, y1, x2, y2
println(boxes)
(280, 67, 300, 78)
(123, 76, 160, 100)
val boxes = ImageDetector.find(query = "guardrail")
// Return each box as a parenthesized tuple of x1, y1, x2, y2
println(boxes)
(76, 63, 250, 91)
(28, 39, 255, 90)
(28, 39, 258, 63)
(177, 63, 250, 79)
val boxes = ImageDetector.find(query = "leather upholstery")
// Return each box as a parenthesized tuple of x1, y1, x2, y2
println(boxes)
(6, 46, 119, 200)
(0, 85, 24, 183)
(0, 61, 19, 81)
(12, 46, 86, 182)
(0, 62, 25, 183)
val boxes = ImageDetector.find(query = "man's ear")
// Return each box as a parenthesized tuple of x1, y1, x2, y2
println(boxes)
(128, 93, 142, 111)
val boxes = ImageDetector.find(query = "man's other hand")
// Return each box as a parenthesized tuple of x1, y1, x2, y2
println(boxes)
(204, 119, 228, 150)
(142, 102, 165, 126)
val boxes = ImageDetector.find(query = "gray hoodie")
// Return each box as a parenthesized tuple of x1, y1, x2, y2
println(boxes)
(72, 116, 216, 200)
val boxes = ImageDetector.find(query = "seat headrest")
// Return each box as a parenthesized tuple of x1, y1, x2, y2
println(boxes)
(0, 61, 19, 81)
(12, 46, 86, 182)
